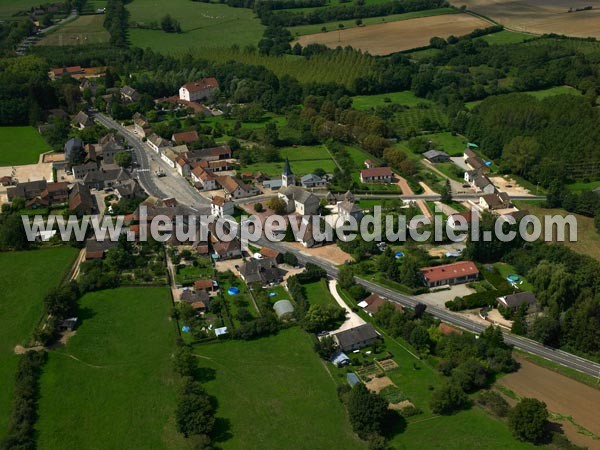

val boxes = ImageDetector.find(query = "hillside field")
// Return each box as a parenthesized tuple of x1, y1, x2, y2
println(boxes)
(38, 14, 109, 46)
(36, 288, 189, 450)
(295, 13, 491, 55)
(0, 247, 78, 438)
(127, 0, 264, 51)
(450, 0, 600, 38)
(0, 126, 52, 166)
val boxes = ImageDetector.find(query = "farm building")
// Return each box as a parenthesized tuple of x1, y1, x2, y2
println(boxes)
(419, 261, 479, 288)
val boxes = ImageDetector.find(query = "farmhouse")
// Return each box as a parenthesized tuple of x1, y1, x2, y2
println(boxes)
(447, 211, 474, 230)
(172, 130, 200, 145)
(192, 167, 217, 190)
(464, 149, 490, 173)
(176, 157, 190, 178)
(278, 186, 320, 215)
(239, 257, 285, 285)
(332, 324, 381, 352)
(49, 65, 83, 80)
(8, 180, 69, 208)
(179, 78, 219, 102)
(497, 292, 537, 310)
(7, 180, 47, 202)
(423, 149, 450, 163)
(211, 196, 234, 217)
(465, 170, 495, 194)
(211, 236, 242, 260)
(259, 246, 282, 262)
(218, 176, 257, 199)
(161, 145, 188, 169)
(420, 261, 479, 288)
(360, 167, 393, 183)
(479, 191, 511, 210)
(364, 159, 376, 169)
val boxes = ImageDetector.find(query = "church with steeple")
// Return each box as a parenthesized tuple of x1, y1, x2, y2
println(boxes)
(281, 157, 295, 187)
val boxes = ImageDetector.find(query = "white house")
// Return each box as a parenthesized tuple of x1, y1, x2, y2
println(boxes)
(360, 167, 393, 183)
(179, 77, 219, 102)
(147, 133, 171, 153)
(191, 167, 217, 190)
(278, 185, 320, 215)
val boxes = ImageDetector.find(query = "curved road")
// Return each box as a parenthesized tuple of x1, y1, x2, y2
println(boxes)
(259, 238, 600, 378)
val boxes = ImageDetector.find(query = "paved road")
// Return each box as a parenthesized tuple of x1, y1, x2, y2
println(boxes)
(259, 238, 600, 378)
(93, 112, 210, 210)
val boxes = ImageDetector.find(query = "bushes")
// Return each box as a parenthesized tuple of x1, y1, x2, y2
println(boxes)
(445, 288, 510, 311)
(2, 350, 47, 450)
(295, 263, 327, 283)
(477, 390, 509, 417)
(429, 382, 469, 415)
(509, 398, 549, 443)
(175, 378, 216, 439)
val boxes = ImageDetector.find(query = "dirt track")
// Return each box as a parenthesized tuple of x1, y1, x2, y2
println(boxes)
(295, 13, 490, 55)
(450, 0, 600, 38)
(498, 356, 600, 448)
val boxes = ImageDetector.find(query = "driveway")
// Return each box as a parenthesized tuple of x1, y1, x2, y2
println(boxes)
(413, 283, 475, 308)
(327, 279, 366, 333)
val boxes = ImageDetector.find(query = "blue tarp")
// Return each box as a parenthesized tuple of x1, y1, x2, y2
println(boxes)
(181, 326, 191, 333)
(395, 251, 404, 259)
(228, 287, 240, 295)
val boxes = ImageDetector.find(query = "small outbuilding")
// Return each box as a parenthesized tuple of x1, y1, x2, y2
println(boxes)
(273, 300, 295, 320)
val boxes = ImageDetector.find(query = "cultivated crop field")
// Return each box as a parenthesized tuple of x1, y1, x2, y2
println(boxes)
(0, 247, 77, 437)
(126, 0, 264, 51)
(38, 15, 109, 46)
(194, 328, 365, 450)
(0, 126, 52, 166)
(351, 90, 432, 110)
(36, 287, 188, 450)
(295, 13, 491, 55)
(498, 357, 600, 449)
(450, 0, 600, 38)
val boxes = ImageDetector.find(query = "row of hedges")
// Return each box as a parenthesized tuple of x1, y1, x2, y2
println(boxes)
(445, 287, 512, 311)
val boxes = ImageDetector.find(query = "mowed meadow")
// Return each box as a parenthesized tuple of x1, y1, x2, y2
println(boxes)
(0, 247, 78, 438)
(126, 0, 264, 51)
(194, 328, 365, 450)
(36, 288, 189, 450)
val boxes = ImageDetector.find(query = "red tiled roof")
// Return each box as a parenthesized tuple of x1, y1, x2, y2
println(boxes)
(420, 261, 479, 283)
(361, 167, 392, 178)
(260, 247, 280, 258)
(194, 279, 213, 290)
(172, 130, 199, 144)
(212, 196, 226, 206)
(449, 211, 473, 224)
(182, 78, 219, 93)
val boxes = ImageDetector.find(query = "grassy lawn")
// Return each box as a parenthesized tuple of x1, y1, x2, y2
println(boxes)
(566, 180, 600, 193)
(36, 287, 189, 450)
(127, 0, 264, 51)
(352, 90, 431, 110)
(406, 47, 441, 60)
(479, 30, 534, 45)
(289, 8, 456, 36)
(0, 126, 52, 166)
(303, 279, 339, 308)
(243, 145, 337, 176)
(515, 200, 600, 261)
(392, 408, 536, 449)
(424, 132, 468, 156)
(0, 0, 45, 19)
(38, 14, 109, 46)
(194, 328, 365, 450)
(175, 257, 213, 286)
(467, 85, 581, 109)
(0, 247, 78, 438)
(493, 262, 533, 291)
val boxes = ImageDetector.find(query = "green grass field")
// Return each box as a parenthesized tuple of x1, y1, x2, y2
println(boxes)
(194, 328, 365, 450)
(0, 0, 45, 19)
(303, 279, 339, 308)
(566, 180, 600, 193)
(479, 30, 534, 45)
(0, 247, 78, 438)
(396, 106, 448, 130)
(36, 287, 189, 450)
(288, 8, 456, 36)
(351, 90, 432, 110)
(38, 14, 109, 46)
(493, 262, 533, 291)
(243, 145, 337, 176)
(0, 126, 52, 166)
(467, 85, 581, 109)
(127, 0, 264, 51)
(424, 132, 468, 156)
